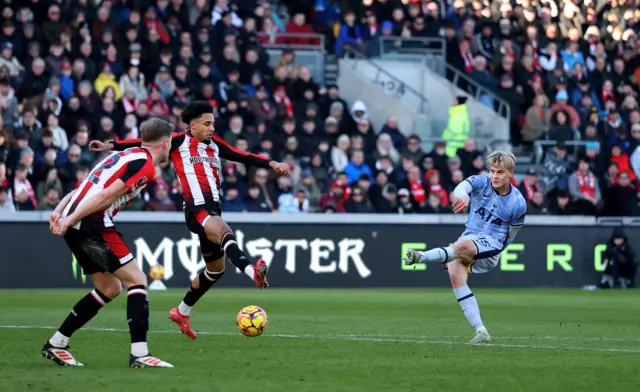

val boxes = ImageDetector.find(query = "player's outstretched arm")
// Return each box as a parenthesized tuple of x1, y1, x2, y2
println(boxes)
(213, 134, 290, 176)
(451, 181, 472, 213)
(89, 132, 185, 153)
(53, 181, 129, 236)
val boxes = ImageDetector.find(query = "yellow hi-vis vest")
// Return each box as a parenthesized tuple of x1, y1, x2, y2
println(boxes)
(442, 104, 470, 157)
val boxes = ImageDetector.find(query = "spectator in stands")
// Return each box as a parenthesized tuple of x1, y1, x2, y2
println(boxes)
(602, 171, 637, 217)
(144, 183, 177, 212)
(539, 141, 572, 196)
(0, 186, 14, 211)
(548, 190, 572, 215)
(521, 94, 550, 150)
(528, 190, 549, 215)
(519, 168, 540, 203)
(548, 110, 574, 143)
(343, 149, 372, 185)
(344, 185, 373, 213)
(334, 11, 363, 57)
(279, 187, 310, 213)
(568, 156, 602, 215)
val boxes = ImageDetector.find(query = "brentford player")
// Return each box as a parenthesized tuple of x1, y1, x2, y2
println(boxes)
(44, 118, 175, 368)
(89, 101, 290, 340)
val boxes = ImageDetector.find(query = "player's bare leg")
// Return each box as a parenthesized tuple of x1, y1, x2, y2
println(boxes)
(204, 216, 269, 288)
(170, 257, 225, 340)
(43, 272, 122, 367)
(448, 240, 490, 344)
(115, 262, 173, 368)
(404, 240, 490, 344)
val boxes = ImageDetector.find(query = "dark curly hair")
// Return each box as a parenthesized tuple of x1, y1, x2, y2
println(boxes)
(180, 100, 214, 124)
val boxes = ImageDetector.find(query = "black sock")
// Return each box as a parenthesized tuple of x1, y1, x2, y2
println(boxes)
(182, 269, 225, 307)
(220, 233, 251, 271)
(127, 285, 149, 344)
(59, 289, 111, 338)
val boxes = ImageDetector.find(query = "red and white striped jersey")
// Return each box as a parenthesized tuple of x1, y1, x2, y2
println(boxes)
(113, 132, 271, 207)
(62, 147, 156, 228)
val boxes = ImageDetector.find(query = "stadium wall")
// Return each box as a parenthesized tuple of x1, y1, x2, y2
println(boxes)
(0, 212, 637, 289)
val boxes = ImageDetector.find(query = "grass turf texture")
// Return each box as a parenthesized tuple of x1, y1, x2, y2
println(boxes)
(0, 289, 638, 392)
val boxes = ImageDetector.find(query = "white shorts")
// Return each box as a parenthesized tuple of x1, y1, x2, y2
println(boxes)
(456, 234, 503, 274)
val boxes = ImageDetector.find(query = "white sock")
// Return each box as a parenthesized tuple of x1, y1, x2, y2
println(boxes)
(420, 246, 455, 263)
(131, 342, 149, 357)
(244, 264, 255, 280)
(178, 301, 192, 316)
(49, 331, 69, 348)
(453, 285, 484, 330)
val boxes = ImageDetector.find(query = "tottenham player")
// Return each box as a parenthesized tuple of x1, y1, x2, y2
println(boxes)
(89, 101, 290, 340)
(403, 151, 526, 344)
(44, 118, 174, 367)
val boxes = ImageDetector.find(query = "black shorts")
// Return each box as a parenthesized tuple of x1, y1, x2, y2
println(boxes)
(64, 226, 134, 275)
(184, 203, 224, 262)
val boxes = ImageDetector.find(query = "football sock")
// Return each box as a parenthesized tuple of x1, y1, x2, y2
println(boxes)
(127, 285, 149, 357)
(420, 246, 455, 263)
(453, 285, 484, 329)
(52, 289, 111, 346)
(180, 268, 225, 315)
(220, 233, 254, 280)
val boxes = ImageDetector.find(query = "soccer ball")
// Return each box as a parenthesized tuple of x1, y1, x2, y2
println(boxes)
(236, 305, 268, 337)
(149, 264, 165, 281)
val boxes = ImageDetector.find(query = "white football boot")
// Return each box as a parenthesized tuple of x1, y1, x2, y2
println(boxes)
(42, 341, 84, 367)
(470, 327, 492, 344)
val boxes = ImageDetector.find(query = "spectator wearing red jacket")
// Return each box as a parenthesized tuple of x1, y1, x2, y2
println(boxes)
(285, 13, 319, 46)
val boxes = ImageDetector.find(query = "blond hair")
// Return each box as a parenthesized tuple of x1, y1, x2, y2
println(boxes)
(487, 151, 516, 173)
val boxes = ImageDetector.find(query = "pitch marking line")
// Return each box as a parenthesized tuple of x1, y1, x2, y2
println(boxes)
(1, 325, 639, 354)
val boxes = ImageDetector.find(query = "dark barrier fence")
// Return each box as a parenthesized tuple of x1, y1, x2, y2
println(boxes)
(0, 220, 634, 289)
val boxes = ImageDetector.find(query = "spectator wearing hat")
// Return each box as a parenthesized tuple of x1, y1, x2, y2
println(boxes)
(372, 183, 397, 213)
(571, 77, 602, 111)
(396, 187, 416, 214)
(222, 185, 247, 213)
(143, 181, 178, 212)
(550, 89, 580, 127)
(320, 180, 346, 213)
(278, 186, 310, 213)
(367, 20, 394, 58)
(0, 42, 25, 78)
(527, 190, 549, 215)
(299, 168, 322, 211)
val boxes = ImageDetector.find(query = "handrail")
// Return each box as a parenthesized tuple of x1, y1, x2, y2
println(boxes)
(257, 32, 325, 51)
(443, 62, 511, 121)
(378, 36, 446, 56)
(533, 128, 585, 164)
(533, 139, 591, 164)
(419, 137, 508, 153)
(343, 47, 429, 113)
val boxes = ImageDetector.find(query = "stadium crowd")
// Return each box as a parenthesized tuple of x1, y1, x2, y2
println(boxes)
(0, 0, 638, 216)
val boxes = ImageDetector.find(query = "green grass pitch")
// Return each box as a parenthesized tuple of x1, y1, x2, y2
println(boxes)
(0, 289, 639, 392)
